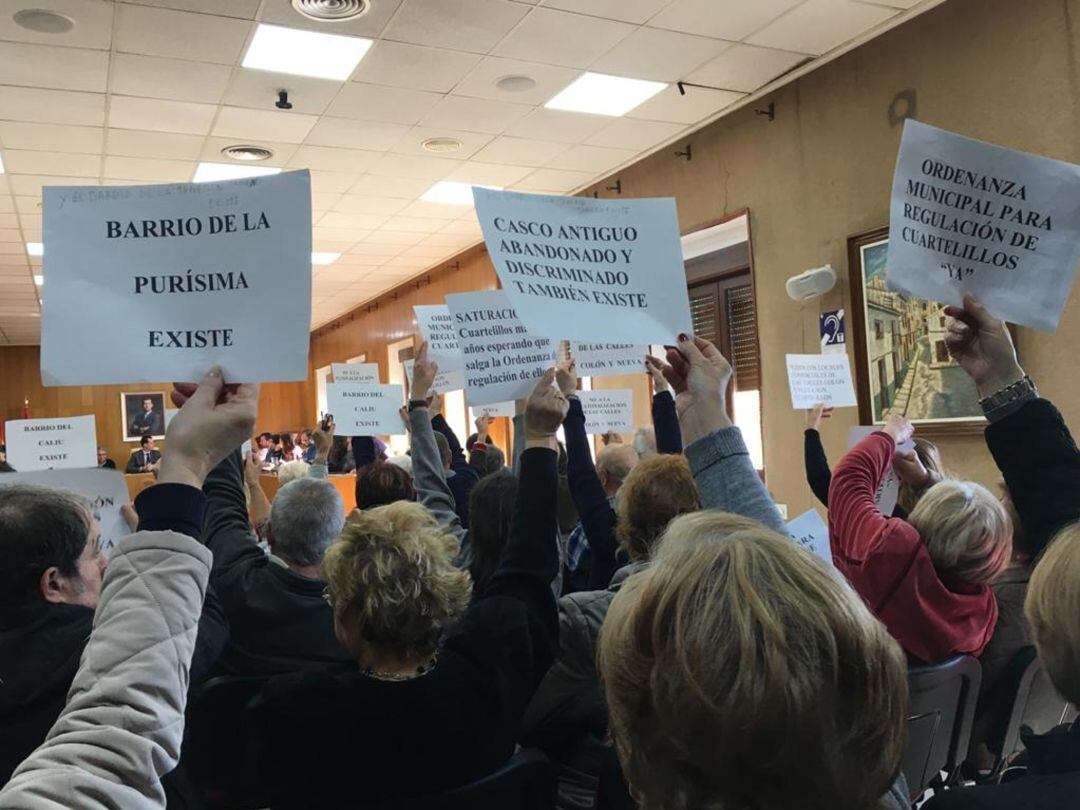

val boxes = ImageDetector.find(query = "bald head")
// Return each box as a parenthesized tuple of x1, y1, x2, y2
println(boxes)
(596, 444, 639, 497)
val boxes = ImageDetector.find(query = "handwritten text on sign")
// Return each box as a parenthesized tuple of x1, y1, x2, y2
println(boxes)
(6, 415, 97, 471)
(576, 390, 635, 434)
(785, 354, 858, 409)
(445, 290, 555, 407)
(572, 343, 647, 377)
(474, 189, 693, 344)
(886, 119, 1080, 331)
(326, 383, 405, 436)
(41, 171, 312, 385)
(332, 363, 380, 384)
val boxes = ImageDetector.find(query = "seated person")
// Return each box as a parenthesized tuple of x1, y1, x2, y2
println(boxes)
(125, 434, 161, 473)
(297, 429, 316, 463)
(96, 447, 116, 469)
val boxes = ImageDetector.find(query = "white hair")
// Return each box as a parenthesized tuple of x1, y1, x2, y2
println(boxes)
(269, 477, 345, 567)
(276, 460, 311, 486)
(386, 454, 413, 477)
(632, 426, 657, 459)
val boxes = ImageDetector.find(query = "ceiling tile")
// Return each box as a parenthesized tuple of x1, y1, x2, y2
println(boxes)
(106, 128, 205, 160)
(446, 161, 534, 186)
(627, 84, 744, 124)
(540, 0, 672, 24)
(471, 135, 567, 166)
(389, 127, 494, 160)
(3, 150, 101, 177)
(103, 155, 193, 182)
(505, 108, 609, 143)
(0, 86, 105, 126)
(420, 231, 477, 248)
(308, 171, 363, 194)
(287, 145, 382, 173)
(198, 136, 299, 164)
(369, 153, 460, 181)
(318, 212, 392, 230)
(421, 96, 531, 135)
(306, 118, 411, 151)
(687, 43, 809, 92)
(327, 83, 444, 125)
(382, 216, 448, 234)
(110, 53, 233, 104)
(493, 8, 635, 68)
(312, 226, 365, 244)
(585, 118, 685, 150)
(353, 41, 481, 93)
(114, 4, 253, 64)
(334, 195, 411, 216)
(109, 96, 217, 134)
(451, 56, 579, 106)
(15, 196, 41, 215)
(364, 230, 426, 246)
(650, 0, 805, 41)
(212, 107, 319, 143)
(590, 28, 733, 82)
(747, 0, 897, 55)
(0, 42, 108, 92)
(0, 123, 103, 155)
(856, 0, 922, 7)
(394, 200, 465, 220)
(0, 0, 114, 48)
(256, 0, 404, 37)
(544, 144, 635, 173)
(127, 0, 260, 17)
(512, 167, 593, 192)
(439, 219, 483, 235)
(382, 0, 530, 53)
(348, 174, 434, 198)
(8, 175, 95, 197)
(224, 70, 344, 115)
(0, 213, 19, 229)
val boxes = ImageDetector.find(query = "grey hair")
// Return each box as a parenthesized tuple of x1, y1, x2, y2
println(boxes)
(277, 460, 310, 486)
(269, 477, 346, 567)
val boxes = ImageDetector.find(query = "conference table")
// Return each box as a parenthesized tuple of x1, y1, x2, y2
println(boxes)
(125, 472, 358, 515)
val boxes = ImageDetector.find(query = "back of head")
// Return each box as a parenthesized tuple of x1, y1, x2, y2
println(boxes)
(433, 431, 452, 468)
(276, 460, 310, 486)
(615, 454, 700, 559)
(908, 479, 1012, 585)
(596, 444, 638, 492)
(482, 445, 506, 476)
(467, 469, 518, 588)
(356, 461, 415, 509)
(599, 511, 908, 810)
(323, 500, 472, 660)
(1025, 523, 1080, 705)
(0, 485, 92, 607)
(269, 477, 345, 567)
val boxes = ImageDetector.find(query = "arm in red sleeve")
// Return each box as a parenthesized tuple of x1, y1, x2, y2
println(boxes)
(828, 431, 896, 564)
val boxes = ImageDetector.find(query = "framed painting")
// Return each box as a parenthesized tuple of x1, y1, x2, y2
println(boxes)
(847, 226, 996, 436)
(120, 391, 167, 442)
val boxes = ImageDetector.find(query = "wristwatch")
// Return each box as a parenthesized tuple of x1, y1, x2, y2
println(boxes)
(407, 399, 429, 412)
(979, 375, 1037, 422)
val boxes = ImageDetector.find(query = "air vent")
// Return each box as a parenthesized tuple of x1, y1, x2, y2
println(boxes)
(291, 0, 369, 22)
(220, 144, 275, 162)
(13, 9, 75, 34)
(495, 74, 536, 94)
(421, 137, 463, 154)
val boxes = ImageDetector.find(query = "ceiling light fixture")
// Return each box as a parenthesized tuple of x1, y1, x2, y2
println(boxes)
(545, 72, 667, 117)
(26, 242, 43, 256)
(13, 9, 74, 34)
(34, 274, 43, 285)
(292, 0, 369, 22)
(242, 23, 373, 81)
(421, 137, 464, 154)
(220, 144, 274, 162)
(495, 74, 537, 94)
(420, 181, 501, 206)
(0, 153, 4, 174)
(312, 252, 341, 265)
(193, 162, 282, 183)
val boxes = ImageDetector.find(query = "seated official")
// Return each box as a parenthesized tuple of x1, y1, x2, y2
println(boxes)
(125, 434, 161, 473)
(96, 447, 116, 469)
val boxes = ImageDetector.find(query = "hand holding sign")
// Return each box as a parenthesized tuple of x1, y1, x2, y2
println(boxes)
(646, 355, 670, 395)
(806, 404, 834, 431)
(524, 369, 569, 447)
(943, 293, 1025, 396)
(411, 342, 438, 401)
(653, 335, 733, 446)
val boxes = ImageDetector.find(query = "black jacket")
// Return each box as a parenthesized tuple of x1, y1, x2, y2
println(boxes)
(432, 413, 480, 529)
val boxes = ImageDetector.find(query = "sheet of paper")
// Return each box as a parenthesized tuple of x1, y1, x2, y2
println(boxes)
(403, 358, 465, 395)
(0, 468, 130, 558)
(41, 170, 312, 385)
(164, 408, 178, 428)
(5, 415, 97, 471)
(326, 383, 405, 436)
(576, 390, 635, 434)
(785, 509, 834, 568)
(470, 401, 516, 419)
(785, 353, 858, 409)
(885, 119, 1080, 331)
(332, 362, 380, 384)
(414, 304, 465, 376)
(571, 343, 648, 377)
(847, 426, 915, 515)
(473, 188, 693, 344)
(445, 289, 555, 407)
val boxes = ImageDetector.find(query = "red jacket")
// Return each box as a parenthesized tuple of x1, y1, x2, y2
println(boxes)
(828, 431, 997, 665)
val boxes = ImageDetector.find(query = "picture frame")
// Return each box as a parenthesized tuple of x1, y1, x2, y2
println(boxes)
(846, 226, 1004, 436)
(120, 391, 167, 442)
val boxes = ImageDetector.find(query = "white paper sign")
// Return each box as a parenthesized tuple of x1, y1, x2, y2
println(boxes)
(470, 401, 516, 420)
(332, 362, 380, 384)
(786, 509, 834, 568)
(0, 468, 130, 558)
(403, 358, 465, 395)
(847, 426, 915, 515)
(576, 390, 635, 434)
(572, 343, 648, 377)
(164, 408, 179, 428)
(473, 188, 693, 343)
(41, 171, 312, 385)
(414, 304, 465, 375)
(785, 354, 858, 409)
(886, 119, 1080, 331)
(6, 415, 97, 471)
(326, 383, 404, 435)
(445, 289, 555, 407)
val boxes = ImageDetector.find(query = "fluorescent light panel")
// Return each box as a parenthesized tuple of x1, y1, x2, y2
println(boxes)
(26, 242, 43, 256)
(312, 252, 340, 265)
(0, 153, 5, 174)
(242, 23, 373, 81)
(193, 162, 282, 183)
(420, 181, 502, 206)
(34, 274, 43, 285)
(545, 72, 667, 117)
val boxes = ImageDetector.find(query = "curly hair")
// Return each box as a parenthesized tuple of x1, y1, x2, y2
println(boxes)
(615, 454, 700, 560)
(322, 500, 472, 660)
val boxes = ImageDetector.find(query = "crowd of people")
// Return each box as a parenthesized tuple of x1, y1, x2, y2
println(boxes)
(0, 295, 1078, 809)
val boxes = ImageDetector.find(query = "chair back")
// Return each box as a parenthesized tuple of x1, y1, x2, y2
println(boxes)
(903, 655, 982, 797)
(997, 648, 1075, 765)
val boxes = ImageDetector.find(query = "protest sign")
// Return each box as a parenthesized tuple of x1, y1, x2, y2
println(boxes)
(786, 509, 834, 568)
(414, 304, 465, 375)
(576, 390, 635, 434)
(571, 343, 647, 377)
(0, 468, 130, 558)
(41, 170, 312, 385)
(403, 358, 465, 395)
(473, 188, 693, 344)
(445, 290, 555, 407)
(332, 362, 380, 384)
(6, 415, 97, 471)
(848, 426, 915, 515)
(886, 119, 1080, 330)
(785, 354, 858, 409)
(326, 383, 405, 436)
(470, 401, 516, 420)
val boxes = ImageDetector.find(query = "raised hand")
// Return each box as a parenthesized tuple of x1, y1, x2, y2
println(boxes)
(411, 341, 438, 402)
(893, 448, 931, 489)
(806, 403, 834, 431)
(312, 417, 334, 460)
(524, 368, 570, 448)
(881, 414, 914, 447)
(943, 293, 1023, 396)
(656, 334, 734, 445)
(430, 391, 445, 415)
(646, 355, 670, 394)
(556, 355, 578, 397)
(244, 449, 262, 486)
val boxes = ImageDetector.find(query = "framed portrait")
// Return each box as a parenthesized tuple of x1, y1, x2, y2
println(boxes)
(847, 226, 999, 436)
(120, 392, 167, 442)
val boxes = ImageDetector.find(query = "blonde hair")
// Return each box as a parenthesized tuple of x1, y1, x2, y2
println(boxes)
(908, 479, 1012, 584)
(1025, 523, 1080, 705)
(599, 511, 908, 810)
(322, 501, 471, 660)
(615, 454, 700, 559)
(276, 460, 310, 486)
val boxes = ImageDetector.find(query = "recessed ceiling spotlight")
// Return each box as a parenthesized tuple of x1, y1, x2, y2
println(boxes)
(546, 72, 667, 117)
(292, 0, 369, 22)
(242, 23, 373, 81)
(421, 137, 463, 154)
(13, 9, 75, 34)
(221, 144, 274, 162)
(193, 162, 282, 182)
(495, 74, 537, 94)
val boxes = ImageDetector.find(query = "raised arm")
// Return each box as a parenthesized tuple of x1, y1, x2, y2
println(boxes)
(804, 405, 835, 507)
(647, 356, 682, 454)
(307, 420, 333, 480)
(244, 449, 271, 526)
(201, 446, 263, 572)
